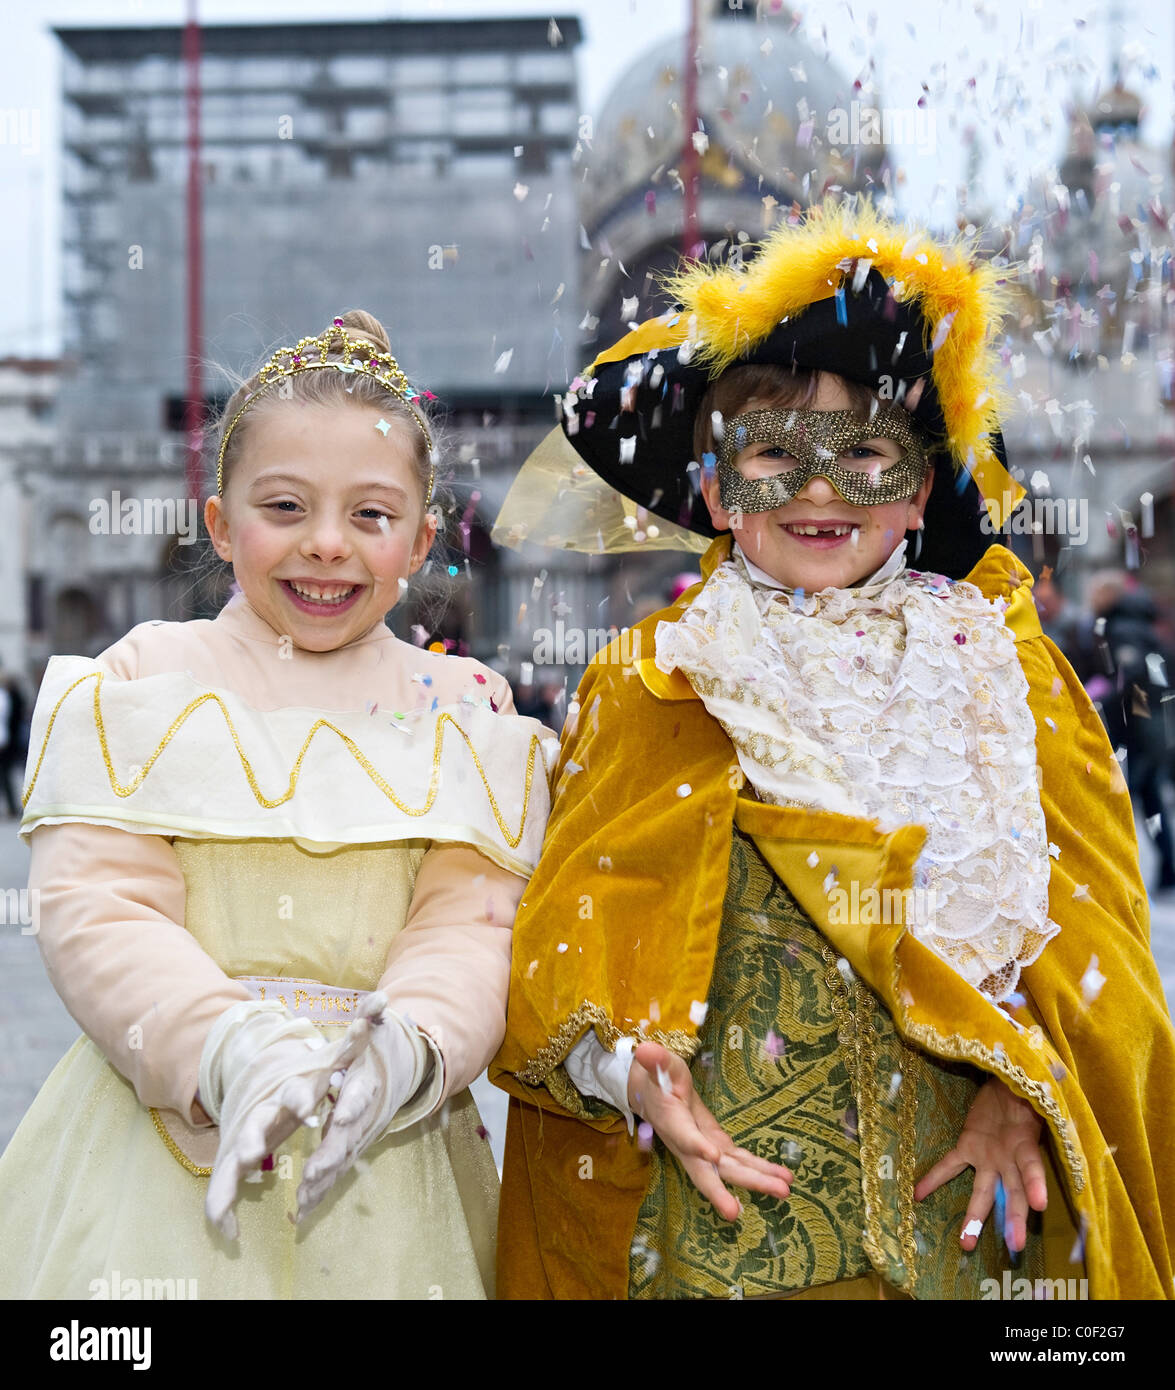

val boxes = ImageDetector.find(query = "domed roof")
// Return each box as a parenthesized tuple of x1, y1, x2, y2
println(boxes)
(583, 9, 881, 220)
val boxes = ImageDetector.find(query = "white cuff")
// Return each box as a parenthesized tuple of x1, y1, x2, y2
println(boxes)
(375, 1011, 446, 1136)
(563, 1032, 636, 1133)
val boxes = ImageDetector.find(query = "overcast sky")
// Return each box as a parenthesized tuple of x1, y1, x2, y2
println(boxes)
(2, 0, 1171, 357)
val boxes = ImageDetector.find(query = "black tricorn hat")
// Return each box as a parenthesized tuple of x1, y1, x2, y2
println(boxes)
(494, 201, 1023, 577)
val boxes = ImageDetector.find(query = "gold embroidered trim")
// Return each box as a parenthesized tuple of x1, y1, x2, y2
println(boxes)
(897, 1039, 920, 1287)
(823, 946, 920, 1293)
(148, 1107, 212, 1178)
(882, 909, 1085, 1194)
(901, 1015, 1085, 1194)
(515, 1000, 699, 1087)
(23, 670, 542, 850)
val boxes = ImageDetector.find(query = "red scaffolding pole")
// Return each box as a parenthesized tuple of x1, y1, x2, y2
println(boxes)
(182, 0, 203, 509)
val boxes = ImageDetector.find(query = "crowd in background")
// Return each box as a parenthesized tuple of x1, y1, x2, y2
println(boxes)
(1036, 569, 1175, 893)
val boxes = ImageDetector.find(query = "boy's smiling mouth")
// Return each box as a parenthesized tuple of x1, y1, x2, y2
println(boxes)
(779, 520, 861, 548)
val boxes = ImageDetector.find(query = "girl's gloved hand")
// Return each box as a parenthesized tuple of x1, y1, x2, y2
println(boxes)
(201, 999, 378, 1240)
(295, 995, 436, 1222)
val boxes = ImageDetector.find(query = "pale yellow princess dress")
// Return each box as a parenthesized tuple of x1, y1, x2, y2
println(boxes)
(0, 598, 553, 1299)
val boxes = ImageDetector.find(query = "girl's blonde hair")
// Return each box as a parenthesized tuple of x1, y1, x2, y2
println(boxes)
(214, 308, 437, 509)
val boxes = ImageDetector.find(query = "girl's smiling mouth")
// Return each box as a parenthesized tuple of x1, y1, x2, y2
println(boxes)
(280, 579, 366, 613)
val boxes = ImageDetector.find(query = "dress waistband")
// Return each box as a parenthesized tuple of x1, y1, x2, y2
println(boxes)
(235, 975, 370, 1023)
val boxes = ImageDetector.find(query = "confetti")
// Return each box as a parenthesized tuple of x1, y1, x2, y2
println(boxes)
(655, 1065, 672, 1096)
(994, 1178, 1007, 1247)
(494, 349, 514, 374)
(1072, 884, 1090, 901)
(962, 1218, 983, 1240)
(1081, 955, 1106, 1004)
(1047, 842, 1060, 859)
(556, 942, 568, 954)
(525, 960, 538, 979)
(1141, 492, 1155, 538)
(689, 1000, 709, 1026)
(930, 313, 956, 353)
(676, 783, 692, 798)
(762, 1030, 785, 1059)
(618, 436, 637, 464)
(374, 417, 391, 436)
(806, 851, 820, 868)
(637, 1122, 654, 1152)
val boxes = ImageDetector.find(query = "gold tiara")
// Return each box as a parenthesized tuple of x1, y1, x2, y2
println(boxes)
(216, 318, 435, 499)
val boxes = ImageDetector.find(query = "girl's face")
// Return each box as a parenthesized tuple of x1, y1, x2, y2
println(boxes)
(701, 374, 933, 591)
(204, 401, 436, 653)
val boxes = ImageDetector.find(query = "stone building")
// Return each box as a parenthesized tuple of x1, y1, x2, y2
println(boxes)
(997, 82, 1175, 610)
(0, 359, 59, 676)
(28, 15, 583, 669)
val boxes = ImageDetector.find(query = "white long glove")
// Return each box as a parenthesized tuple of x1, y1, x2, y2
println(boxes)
(295, 994, 441, 1222)
(201, 997, 380, 1240)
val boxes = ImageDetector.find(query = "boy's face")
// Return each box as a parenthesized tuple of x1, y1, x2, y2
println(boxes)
(700, 374, 934, 591)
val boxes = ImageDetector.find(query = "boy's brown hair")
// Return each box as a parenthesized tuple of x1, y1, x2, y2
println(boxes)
(693, 365, 879, 461)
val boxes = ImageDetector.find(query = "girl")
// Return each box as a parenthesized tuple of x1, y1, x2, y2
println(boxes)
(490, 202, 1175, 1299)
(0, 310, 552, 1299)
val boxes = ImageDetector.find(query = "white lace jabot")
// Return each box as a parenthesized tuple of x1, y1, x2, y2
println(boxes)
(655, 542, 1059, 1004)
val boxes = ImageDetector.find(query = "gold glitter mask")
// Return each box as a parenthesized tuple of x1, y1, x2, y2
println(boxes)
(716, 407, 931, 511)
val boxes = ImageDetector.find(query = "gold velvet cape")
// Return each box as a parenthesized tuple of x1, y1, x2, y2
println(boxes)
(491, 536, 1175, 1300)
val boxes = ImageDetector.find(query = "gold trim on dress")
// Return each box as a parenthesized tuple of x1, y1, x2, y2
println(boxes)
(22, 669, 543, 851)
(149, 1107, 212, 1179)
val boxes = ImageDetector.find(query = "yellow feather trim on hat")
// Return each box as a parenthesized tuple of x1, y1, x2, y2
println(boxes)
(659, 199, 1017, 490)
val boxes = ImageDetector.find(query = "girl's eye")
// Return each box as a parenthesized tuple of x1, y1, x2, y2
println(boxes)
(760, 446, 795, 462)
(267, 500, 301, 513)
(358, 508, 394, 521)
(844, 445, 884, 460)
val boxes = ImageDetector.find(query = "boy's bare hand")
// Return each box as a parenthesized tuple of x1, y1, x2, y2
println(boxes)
(914, 1075, 1048, 1252)
(628, 1041, 793, 1222)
